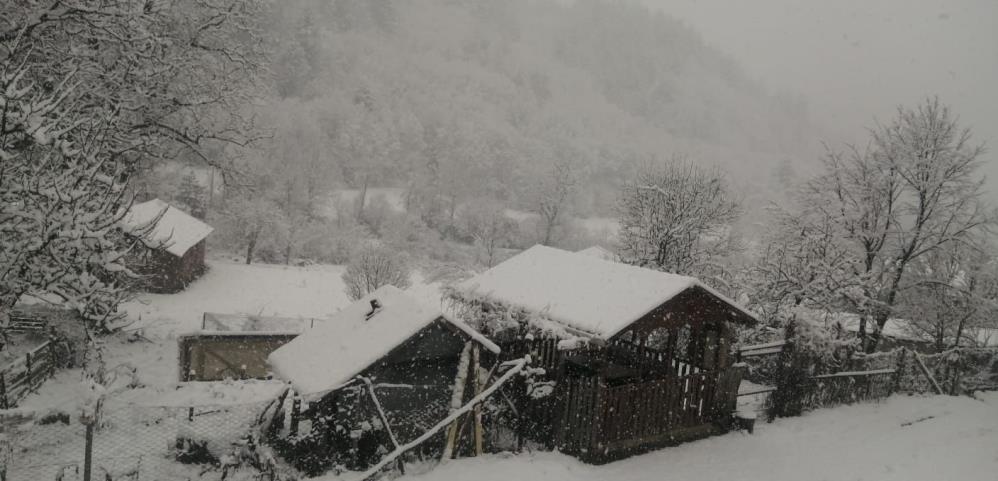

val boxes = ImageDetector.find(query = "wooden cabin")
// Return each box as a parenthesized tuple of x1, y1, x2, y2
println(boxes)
(121, 199, 213, 293)
(454, 245, 757, 463)
(266, 285, 500, 475)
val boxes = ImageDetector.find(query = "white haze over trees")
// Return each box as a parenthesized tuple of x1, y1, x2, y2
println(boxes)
(654, 0, 998, 199)
(191, 0, 817, 268)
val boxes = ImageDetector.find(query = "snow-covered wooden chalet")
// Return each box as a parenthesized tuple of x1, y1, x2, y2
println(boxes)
(266, 285, 500, 474)
(453, 245, 757, 463)
(121, 199, 213, 293)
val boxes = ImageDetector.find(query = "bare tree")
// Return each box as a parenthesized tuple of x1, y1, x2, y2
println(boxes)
(751, 205, 856, 323)
(460, 200, 516, 268)
(617, 157, 741, 281)
(342, 245, 412, 300)
(798, 98, 992, 351)
(899, 241, 998, 351)
(528, 155, 578, 246)
(0, 62, 136, 333)
(1, 1, 266, 334)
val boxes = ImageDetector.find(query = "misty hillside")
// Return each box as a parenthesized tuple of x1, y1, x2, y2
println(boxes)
(264, 0, 817, 217)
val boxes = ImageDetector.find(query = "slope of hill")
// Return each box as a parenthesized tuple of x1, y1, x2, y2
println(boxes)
(264, 0, 819, 220)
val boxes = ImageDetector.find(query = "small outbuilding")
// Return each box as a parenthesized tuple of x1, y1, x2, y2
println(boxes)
(178, 313, 320, 382)
(452, 245, 757, 463)
(266, 285, 500, 475)
(121, 198, 213, 293)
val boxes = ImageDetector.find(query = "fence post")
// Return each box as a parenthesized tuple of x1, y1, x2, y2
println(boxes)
(911, 350, 944, 395)
(83, 419, 95, 481)
(891, 349, 908, 395)
(289, 396, 301, 437)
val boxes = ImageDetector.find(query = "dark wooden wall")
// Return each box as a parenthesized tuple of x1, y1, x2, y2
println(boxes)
(178, 333, 298, 381)
(495, 286, 752, 462)
(278, 320, 482, 474)
(127, 239, 208, 293)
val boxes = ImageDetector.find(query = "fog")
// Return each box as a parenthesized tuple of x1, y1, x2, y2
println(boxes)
(651, 0, 998, 197)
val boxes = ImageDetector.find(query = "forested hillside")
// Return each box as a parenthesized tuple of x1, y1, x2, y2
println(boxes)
(253, 0, 815, 216)
(128, 0, 821, 267)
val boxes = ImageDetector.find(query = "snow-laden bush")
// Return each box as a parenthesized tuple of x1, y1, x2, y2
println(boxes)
(342, 245, 412, 301)
(767, 319, 861, 419)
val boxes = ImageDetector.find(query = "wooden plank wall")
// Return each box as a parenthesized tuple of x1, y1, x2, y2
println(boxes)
(557, 367, 743, 458)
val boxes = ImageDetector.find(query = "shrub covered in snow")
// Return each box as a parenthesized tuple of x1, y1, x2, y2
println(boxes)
(767, 320, 861, 419)
(342, 245, 413, 301)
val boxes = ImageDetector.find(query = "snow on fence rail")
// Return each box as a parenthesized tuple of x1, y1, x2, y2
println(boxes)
(737, 340, 787, 359)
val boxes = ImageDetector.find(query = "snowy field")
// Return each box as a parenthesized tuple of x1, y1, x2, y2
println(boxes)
(20, 258, 443, 408)
(395, 393, 998, 481)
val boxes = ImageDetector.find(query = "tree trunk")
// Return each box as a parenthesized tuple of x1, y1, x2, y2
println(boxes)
(284, 223, 297, 266)
(245, 229, 260, 265)
(542, 215, 555, 246)
(867, 314, 886, 353)
(858, 315, 868, 351)
(356, 174, 369, 221)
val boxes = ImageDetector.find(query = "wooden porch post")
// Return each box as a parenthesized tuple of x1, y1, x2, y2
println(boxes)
(472, 345, 484, 456)
(442, 342, 472, 461)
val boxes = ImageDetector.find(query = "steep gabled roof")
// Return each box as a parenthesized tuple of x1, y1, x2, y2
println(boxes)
(121, 199, 213, 257)
(268, 285, 499, 394)
(458, 245, 757, 340)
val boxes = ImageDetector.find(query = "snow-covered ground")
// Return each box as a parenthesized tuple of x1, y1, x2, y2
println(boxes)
(11, 257, 998, 481)
(20, 258, 443, 409)
(392, 393, 998, 481)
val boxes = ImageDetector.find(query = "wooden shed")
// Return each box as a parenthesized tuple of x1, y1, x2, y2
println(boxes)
(266, 285, 500, 475)
(178, 313, 319, 381)
(454, 245, 757, 463)
(121, 199, 213, 293)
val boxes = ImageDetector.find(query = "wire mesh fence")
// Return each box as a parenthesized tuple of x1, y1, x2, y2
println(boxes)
(1, 399, 276, 481)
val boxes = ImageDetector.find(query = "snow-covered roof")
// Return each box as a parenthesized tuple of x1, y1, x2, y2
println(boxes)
(831, 314, 924, 343)
(268, 285, 499, 394)
(201, 312, 316, 333)
(829, 311, 998, 347)
(121, 199, 213, 257)
(457, 245, 757, 340)
(576, 245, 620, 262)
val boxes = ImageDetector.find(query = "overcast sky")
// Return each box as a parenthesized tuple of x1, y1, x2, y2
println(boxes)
(645, 0, 998, 195)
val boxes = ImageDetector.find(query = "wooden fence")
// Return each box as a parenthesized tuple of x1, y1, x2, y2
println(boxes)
(801, 369, 897, 409)
(0, 340, 65, 408)
(557, 368, 741, 460)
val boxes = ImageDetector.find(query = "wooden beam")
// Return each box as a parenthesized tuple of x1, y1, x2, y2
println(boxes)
(472, 345, 484, 456)
(357, 357, 530, 481)
(359, 376, 404, 475)
(910, 349, 944, 395)
(442, 342, 472, 461)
